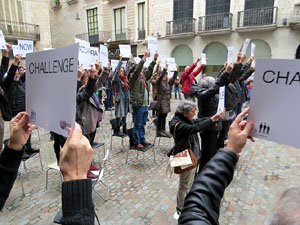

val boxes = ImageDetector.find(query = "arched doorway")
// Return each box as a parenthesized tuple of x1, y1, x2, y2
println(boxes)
(203, 42, 227, 77)
(245, 39, 272, 59)
(171, 44, 193, 75)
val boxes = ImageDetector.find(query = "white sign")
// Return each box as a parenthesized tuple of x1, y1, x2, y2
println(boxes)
(168, 71, 174, 79)
(0, 30, 7, 49)
(26, 44, 79, 137)
(111, 59, 119, 71)
(119, 44, 131, 58)
(148, 36, 158, 54)
(18, 40, 34, 58)
(217, 86, 225, 114)
(122, 61, 127, 68)
(12, 45, 21, 57)
(251, 43, 256, 57)
(100, 45, 108, 67)
(134, 57, 141, 64)
(227, 46, 234, 64)
(201, 53, 207, 65)
(144, 58, 152, 68)
(248, 59, 300, 149)
(90, 47, 99, 64)
(75, 38, 91, 69)
(167, 57, 177, 71)
(252, 60, 256, 67)
(241, 38, 251, 56)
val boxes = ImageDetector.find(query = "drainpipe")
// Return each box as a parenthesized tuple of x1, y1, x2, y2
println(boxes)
(147, 0, 150, 37)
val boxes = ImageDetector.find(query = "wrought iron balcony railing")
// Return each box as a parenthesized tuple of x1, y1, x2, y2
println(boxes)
(137, 28, 146, 40)
(0, 19, 40, 41)
(166, 18, 196, 35)
(198, 13, 233, 32)
(237, 7, 278, 28)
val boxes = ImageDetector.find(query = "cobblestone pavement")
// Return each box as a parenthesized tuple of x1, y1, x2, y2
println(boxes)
(0, 99, 300, 225)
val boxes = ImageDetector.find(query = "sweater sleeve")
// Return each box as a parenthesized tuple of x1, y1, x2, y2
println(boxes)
(191, 65, 204, 78)
(62, 179, 95, 225)
(178, 148, 239, 225)
(0, 144, 25, 211)
(76, 77, 97, 105)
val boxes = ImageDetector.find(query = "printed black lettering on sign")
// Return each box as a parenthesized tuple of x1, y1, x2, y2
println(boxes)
(263, 70, 300, 85)
(90, 49, 98, 57)
(19, 43, 33, 51)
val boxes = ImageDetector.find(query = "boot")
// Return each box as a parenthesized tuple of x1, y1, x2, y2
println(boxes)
(116, 126, 124, 137)
(161, 130, 170, 137)
(122, 124, 127, 135)
(157, 130, 168, 137)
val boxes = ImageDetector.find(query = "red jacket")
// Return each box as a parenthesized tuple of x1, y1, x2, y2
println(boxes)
(181, 64, 204, 94)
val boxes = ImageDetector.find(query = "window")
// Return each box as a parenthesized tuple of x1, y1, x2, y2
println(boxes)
(87, 8, 98, 43)
(245, 0, 274, 10)
(206, 0, 230, 15)
(114, 7, 126, 41)
(138, 2, 145, 39)
(172, 0, 194, 34)
(205, 0, 231, 30)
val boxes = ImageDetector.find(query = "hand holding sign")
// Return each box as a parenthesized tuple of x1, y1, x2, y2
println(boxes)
(226, 63, 234, 73)
(77, 66, 84, 81)
(89, 64, 97, 78)
(247, 56, 255, 65)
(2, 43, 11, 56)
(0, 30, 7, 50)
(154, 51, 159, 61)
(95, 60, 101, 74)
(143, 49, 150, 59)
(195, 57, 201, 64)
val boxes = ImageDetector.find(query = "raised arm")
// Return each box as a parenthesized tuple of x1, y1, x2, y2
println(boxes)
(0, 44, 11, 80)
(144, 51, 158, 81)
(2, 54, 21, 88)
(129, 50, 149, 85)
(191, 64, 205, 78)
(112, 55, 123, 82)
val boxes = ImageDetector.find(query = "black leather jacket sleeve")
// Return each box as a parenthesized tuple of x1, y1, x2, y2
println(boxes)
(62, 179, 95, 225)
(179, 148, 239, 225)
(0, 56, 9, 80)
(0, 144, 25, 211)
(76, 76, 97, 105)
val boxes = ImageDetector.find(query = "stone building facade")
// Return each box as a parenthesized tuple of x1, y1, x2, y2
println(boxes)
(149, 0, 300, 76)
(0, 0, 52, 58)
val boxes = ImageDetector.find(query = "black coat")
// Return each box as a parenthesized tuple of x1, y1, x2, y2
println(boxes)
(169, 112, 214, 161)
(179, 148, 239, 225)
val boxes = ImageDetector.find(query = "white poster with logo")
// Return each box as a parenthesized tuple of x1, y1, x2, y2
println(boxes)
(90, 47, 99, 63)
(201, 53, 207, 65)
(119, 44, 131, 58)
(167, 57, 177, 71)
(12, 45, 21, 56)
(248, 59, 300, 149)
(0, 30, 7, 49)
(18, 40, 34, 57)
(217, 86, 225, 114)
(111, 59, 119, 71)
(75, 38, 91, 69)
(227, 46, 234, 64)
(144, 58, 152, 68)
(148, 36, 158, 54)
(100, 44, 108, 67)
(251, 43, 256, 57)
(26, 44, 79, 137)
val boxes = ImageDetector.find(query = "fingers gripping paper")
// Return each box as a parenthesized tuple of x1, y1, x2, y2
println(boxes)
(26, 44, 79, 137)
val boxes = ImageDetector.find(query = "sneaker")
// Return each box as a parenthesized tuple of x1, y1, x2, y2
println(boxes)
(90, 164, 100, 171)
(87, 170, 99, 179)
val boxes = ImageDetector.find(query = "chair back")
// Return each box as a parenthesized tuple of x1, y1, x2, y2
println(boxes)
(101, 147, 110, 167)
(109, 119, 117, 130)
(43, 142, 57, 167)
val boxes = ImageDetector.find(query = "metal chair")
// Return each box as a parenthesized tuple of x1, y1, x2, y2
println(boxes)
(90, 146, 110, 201)
(109, 119, 128, 152)
(43, 141, 62, 189)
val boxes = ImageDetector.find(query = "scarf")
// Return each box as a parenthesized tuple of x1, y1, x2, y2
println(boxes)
(120, 74, 129, 90)
(139, 75, 147, 89)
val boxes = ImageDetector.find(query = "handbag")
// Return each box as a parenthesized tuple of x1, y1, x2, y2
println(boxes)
(169, 122, 197, 174)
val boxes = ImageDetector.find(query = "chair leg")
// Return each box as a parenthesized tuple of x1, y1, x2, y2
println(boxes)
(153, 148, 156, 164)
(153, 135, 157, 146)
(103, 144, 106, 158)
(158, 137, 161, 146)
(110, 133, 113, 153)
(38, 153, 43, 170)
(37, 127, 41, 141)
(125, 149, 129, 165)
(100, 180, 110, 199)
(59, 172, 63, 184)
(23, 161, 29, 180)
(46, 168, 49, 189)
(93, 189, 108, 202)
(121, 138, 124, 147)
(19, 173, 25, 197)
(136, 151, 139, 159)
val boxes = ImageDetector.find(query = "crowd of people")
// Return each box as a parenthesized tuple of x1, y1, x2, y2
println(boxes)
(0, 43, 299, 225)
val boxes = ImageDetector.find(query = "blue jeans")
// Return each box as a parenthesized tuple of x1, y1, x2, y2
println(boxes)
(105, 89, 113, 109)
(174, 86, 181, 100)
(132, 106, 148, 145)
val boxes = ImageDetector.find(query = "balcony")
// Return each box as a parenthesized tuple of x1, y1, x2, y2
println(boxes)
(237, 7, 278, 32)
(137, 28, 146, 40)
(198, 13, 233, 35)
(166, 18, 196, 37)
(75, 29, 131, 44)
(0, 19, 40, 41)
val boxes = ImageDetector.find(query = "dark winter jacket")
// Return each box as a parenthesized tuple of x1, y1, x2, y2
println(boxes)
(129, 58, 156, 107)
(156, 69, 178, 114)
(169, 112, 214, 161)
(179, 148, 239, 225)
(2, 64, 25, 113)
(0, 55, 11, 120)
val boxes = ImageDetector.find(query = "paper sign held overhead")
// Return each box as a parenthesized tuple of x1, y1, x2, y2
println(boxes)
(122, 61, 127, 68)
(167, 57, 177, 71)
(90, 47, 99, 64)
(100, 45, 108, 67)
(111, 59, 119, 71)
(75, 38, 91, 69)
(248, 59, 300, 149)
(227, 46, 234, 64)
(217, 86, 225, 114)
(134, 57, 141, 64)
(144, 58, 152, 68)
(168, 71, 174, 79)
(251, 43, 256, 57)
(201, 53, 207, 65)
(43, 48, 54, 51)
(0, 30, 7, 49)
(12, 45, 21, 57)
(241, 38, 251, 56)
(18, 40, 34, 58)
(119, 44, 131, 58)
(26, 44, 79, 137)
(148, 36, 158, 54)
